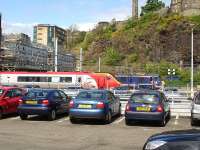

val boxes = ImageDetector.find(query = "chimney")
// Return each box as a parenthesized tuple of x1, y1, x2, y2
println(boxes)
(132, 0, 138, 19)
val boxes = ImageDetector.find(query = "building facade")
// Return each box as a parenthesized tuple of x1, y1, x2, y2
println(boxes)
(1, 33, 76, 72)
(0, 13, 2, 50)
(33, 24, 67, 50)
(171, 0, 200, 16)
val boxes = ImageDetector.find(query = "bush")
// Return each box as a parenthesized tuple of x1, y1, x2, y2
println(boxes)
(104, 47, 124, 65)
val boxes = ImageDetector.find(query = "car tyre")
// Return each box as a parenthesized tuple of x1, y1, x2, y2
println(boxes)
(0, 109, 3, 120)
(125, 118, 131, 125)
(48, 109, 56, 121)
(118, 105, 121, 117)
(160, 116, 166, 127)
(191, 118, 197, 126)
(104, 111, 112, 124)
(20, 114, 28, 120)
(70, 117, 77, 124)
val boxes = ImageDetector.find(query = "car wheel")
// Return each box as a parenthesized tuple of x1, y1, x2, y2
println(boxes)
(118, 105, 121, 117)
(104, 111, 112, 124)
(160, 117, 166, 127)
(70, 117, 77, 124)
(167, 111, 171, 120)
(20, 114, 28, 120)
(0, 109, 3, 120)
(48, 109, 56, 121)
(125, 118, 131, 125)
(191, 118, 197, 126)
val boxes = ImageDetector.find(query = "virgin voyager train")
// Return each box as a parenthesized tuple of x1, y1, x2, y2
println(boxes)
(0, 72, 121, 89)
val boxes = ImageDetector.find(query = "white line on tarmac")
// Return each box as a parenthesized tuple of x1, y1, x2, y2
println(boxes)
(113, 116, 125, 124)
(57, 117, 69, 123)
(10, 116, 20, 120)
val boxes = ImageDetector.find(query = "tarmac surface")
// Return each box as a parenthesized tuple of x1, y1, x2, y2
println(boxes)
(0, 114, 197, 150)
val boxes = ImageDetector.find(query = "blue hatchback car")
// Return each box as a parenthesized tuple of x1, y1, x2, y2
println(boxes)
(69, 90, 121, 124)
(125, 90, 170, 126)
(18, 89, 70, 121)
(143, 129, 200, 150)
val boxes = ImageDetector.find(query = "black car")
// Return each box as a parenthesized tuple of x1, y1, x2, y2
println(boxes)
(143, 129, 200, 150)
(18, 89, 70, 121)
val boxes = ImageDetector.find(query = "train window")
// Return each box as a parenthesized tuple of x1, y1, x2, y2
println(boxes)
(78, 77, 82, 83)
(60, 77, 72, 83)
(18, 76, 49, 82)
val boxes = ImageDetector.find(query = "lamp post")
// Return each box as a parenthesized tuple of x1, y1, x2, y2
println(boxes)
(191, 28, 194, 98)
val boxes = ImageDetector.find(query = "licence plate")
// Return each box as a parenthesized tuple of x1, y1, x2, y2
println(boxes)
(78, 104, 92, 109)
(136, 107, 150, 112)
(26, 100, 38, 105)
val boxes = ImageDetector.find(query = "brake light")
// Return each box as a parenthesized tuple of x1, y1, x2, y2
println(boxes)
(96, 102, 104, 109)
(125, 104, 130, 111)
(69, 101, 74, 108)
(42, 100, 49, 105)
(157, 105, 163, 112)
(18, 99, 23, 104)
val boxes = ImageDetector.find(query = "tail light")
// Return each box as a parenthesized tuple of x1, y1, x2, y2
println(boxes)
(125, 104, 130, 111)
(69, 101, 74, 108)
(42, 100, 49, 105)
(157, 105, 163, 112)
(18, 99, 23, 104)
(96, 102, 104, 109)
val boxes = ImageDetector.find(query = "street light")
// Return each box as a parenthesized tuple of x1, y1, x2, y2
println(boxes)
(191, 28, 194, 98)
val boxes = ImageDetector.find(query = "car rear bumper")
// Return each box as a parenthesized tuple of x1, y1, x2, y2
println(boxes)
(69, 109, 105, 119)
(18, 106, 50, 115)
(125, 111, 164, 121)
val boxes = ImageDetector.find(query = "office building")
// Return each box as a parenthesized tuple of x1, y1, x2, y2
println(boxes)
(33, 24, 67, 51)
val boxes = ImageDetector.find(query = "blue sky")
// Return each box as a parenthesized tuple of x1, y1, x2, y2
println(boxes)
(0, 0, 171, 36)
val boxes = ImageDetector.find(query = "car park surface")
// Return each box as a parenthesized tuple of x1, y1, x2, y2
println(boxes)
(0, 115, 196, 150)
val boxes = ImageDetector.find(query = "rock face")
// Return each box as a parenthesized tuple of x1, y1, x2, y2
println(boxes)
(171, 0, 200, 16)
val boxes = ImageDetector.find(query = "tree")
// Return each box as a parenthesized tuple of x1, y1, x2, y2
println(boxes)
(141, 0, 165, 16)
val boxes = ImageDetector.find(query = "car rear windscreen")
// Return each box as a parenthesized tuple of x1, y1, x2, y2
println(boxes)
(76, 91, 105, 100)
(130, 93, 159, 104)
(25, 91, 48, 99)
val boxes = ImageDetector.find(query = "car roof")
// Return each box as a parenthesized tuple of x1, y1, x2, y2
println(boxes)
(133, 90, 161, 95)
(0, 86, 20, 90)
(27, 89, 58, 92)
(79, 89, 109, 93)
(148, 129, 200, 142)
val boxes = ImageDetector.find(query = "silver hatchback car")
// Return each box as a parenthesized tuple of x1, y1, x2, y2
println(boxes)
(191, 92, 200, 126)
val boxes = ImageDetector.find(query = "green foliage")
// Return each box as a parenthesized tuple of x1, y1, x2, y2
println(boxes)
(104, 47, 124, 65)
(128, 53, 138, 63)
(188, 15, 200, 25)
(81, 32, 95, 50)
(141, 0, 165, 16)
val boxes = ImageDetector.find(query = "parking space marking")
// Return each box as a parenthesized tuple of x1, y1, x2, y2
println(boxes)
(57, 117, 69, 123)
(113, 116, 125, 124)
(10, 116, 20, 120)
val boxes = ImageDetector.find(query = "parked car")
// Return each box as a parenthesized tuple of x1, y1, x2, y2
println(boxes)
(69, 90, 121, 124)
(125, 90, 170, 126)
(143, 129, 200, 150)
(191, 91, 200, 126)
(18, 89, 70, 121)
(0, 86, 24, 119)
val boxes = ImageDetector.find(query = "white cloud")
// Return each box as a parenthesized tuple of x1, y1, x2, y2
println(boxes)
(2, 21, 37, 38)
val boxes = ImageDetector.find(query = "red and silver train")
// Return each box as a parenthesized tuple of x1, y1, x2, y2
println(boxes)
(0, 72, 121, 89)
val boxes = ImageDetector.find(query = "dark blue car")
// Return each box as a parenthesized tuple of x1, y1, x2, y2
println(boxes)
(69, 90, 121, 124)
(18, 89, 70, 121)
(143, 130, 200, 150)
(125, 90, 170, 126)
